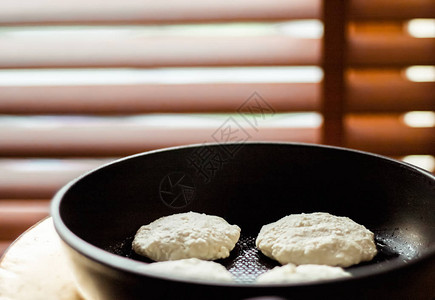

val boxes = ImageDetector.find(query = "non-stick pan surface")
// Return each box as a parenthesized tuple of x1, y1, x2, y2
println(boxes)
(51, 142, 435, 299)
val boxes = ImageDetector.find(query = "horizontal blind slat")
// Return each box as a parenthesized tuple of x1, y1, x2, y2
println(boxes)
(0, 200, 49, 240)
(349, 0, 435, 20)
(0, 0, 320, 25)
(0, 35, 320, 69)
(346, 115, 435, 156)
(0, 120, 320, 157)
(0, 30, 432, 68)
(0, 83, 320, 114)
(1, 73, 432, 114)
(348, 24, 435, 67)
(1, 0, 433, 25)
(1, 116, 433, 157)
(0, 160, 111, 198)
(347, 70, 435, 113)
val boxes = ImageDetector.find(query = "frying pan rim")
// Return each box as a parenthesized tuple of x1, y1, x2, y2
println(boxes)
(50, 141, 435, 288)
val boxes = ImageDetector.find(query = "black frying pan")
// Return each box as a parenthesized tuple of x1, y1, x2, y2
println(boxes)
(51, 142, 435, 299)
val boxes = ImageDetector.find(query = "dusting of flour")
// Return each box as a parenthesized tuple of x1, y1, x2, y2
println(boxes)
(256, 212, 377, 267)
(132, 211, 241, 261)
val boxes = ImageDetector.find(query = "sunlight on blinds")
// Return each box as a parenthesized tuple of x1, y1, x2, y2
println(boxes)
(0, 67, 323, 86)
(407, 18, 435, 38)
(402, 111, 435, 128)
(405, 66, 435, 82)
(0, 21, 323, 38)
(402, 155, 435, 172)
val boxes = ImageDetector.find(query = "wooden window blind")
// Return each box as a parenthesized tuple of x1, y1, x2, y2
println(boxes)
(0, 0, 434, 255)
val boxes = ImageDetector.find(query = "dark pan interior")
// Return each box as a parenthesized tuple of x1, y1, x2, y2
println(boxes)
(59, 143, 435, 282)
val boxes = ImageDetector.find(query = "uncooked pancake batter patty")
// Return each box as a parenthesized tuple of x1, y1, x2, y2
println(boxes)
(133, 211, 241, 261)
(256, 264, 351, 283)
(256, 212, 377, 267)
(141, 258, 234, 282)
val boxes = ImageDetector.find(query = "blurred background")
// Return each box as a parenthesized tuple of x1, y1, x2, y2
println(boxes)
(0, 0, 434, 255)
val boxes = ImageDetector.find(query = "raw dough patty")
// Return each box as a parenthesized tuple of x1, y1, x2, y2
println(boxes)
(256, 264, 351, 284)
(140, 258, 233, 282)
(256, 212, 377, 267)
(132, 211, 241, 261)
